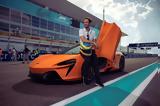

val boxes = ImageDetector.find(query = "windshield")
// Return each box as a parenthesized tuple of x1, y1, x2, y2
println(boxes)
(65, 46, 80, 54)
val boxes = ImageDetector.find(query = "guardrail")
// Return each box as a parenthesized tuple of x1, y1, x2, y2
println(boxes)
(124, 53, 158, 58)
(0, 51, 50, 61)
(0, 31, 77, 45)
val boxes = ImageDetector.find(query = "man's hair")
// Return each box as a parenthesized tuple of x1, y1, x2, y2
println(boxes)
(84, 17, 92, 23)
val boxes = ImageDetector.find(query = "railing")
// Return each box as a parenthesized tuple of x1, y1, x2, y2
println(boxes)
(124, 53, 158, 58)
(0, 31, 77, 45)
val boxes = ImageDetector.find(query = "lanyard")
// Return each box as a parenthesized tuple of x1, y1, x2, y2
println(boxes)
(84, 28, 92, 40)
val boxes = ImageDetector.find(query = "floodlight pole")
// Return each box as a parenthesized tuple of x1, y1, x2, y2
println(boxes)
(103, 7, 105, 21)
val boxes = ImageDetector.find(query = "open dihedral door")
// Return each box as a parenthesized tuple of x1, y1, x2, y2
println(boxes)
(96, 21, 122, 62)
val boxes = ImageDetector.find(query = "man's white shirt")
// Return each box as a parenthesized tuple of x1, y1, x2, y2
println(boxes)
(79, 28, 96, 43)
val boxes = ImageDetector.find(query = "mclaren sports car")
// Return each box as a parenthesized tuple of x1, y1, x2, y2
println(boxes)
(28, 21, 125, 81)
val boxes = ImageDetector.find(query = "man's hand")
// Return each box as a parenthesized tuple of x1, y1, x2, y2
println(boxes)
(92, 42, 98, 49)
(95, 43, 99, 49)
(89, 41, 95, 44)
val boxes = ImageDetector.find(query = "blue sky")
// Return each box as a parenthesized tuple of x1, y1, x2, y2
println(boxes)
(67, 0, 160, 54)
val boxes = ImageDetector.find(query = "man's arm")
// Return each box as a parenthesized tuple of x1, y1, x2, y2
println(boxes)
(93, 38, 96, 43)
(92, 31, 98, 49)
(80, 36, 94, 44)
(79, 29, 94, 44)
(92, 39, 98, 49)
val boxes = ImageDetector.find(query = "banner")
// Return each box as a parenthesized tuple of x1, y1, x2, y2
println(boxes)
(129, 42, 158, 47)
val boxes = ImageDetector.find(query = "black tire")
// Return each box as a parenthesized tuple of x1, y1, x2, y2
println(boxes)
(42, 73, 56, 82)
(28, 71, 42, 82)
(42, 72, 63, 83)
(119, 56, 125, 71)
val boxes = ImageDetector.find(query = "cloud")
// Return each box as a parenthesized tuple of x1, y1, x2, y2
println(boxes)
(121, 29, 142, 46)
(67, 0, 154, 46)
(68, 0, 153, 28)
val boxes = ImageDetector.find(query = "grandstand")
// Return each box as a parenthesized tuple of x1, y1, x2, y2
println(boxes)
(0, 0, 127, 53)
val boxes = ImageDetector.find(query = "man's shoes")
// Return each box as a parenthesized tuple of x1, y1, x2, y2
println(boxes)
(95, 82, 104, 87)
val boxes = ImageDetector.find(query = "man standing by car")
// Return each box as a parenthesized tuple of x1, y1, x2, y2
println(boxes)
(22, 45, 30, 64)
(0, 48, 2, 61)
(12, 48, 17, 61)
(79, 17, 104, 87)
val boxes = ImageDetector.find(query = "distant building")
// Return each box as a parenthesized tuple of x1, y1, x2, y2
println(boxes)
(0, 0, 127, 52)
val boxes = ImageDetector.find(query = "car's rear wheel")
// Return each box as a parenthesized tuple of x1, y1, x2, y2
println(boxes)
(119, 56, 125, 71)
(98, 57, 107, 69)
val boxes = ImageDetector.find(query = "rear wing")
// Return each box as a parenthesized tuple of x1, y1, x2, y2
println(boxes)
(96, 21, 122, 62)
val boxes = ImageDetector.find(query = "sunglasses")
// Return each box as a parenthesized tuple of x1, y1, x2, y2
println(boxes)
(87, 34, 89, 40)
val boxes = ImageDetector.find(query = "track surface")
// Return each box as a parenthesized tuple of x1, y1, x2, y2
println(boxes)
(0, 57, 159, 106)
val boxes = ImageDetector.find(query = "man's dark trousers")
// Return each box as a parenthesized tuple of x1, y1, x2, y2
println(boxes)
(81, 50, 101, 84)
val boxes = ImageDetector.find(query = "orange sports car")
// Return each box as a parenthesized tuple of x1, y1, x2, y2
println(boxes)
(28, 21, 125, 81)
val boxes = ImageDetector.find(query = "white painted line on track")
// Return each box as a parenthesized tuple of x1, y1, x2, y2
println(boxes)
(119, 68, 159, 106)
(50, 62, 157, 106)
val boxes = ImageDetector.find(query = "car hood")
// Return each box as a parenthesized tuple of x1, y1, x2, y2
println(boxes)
(29, 54, 79, 68)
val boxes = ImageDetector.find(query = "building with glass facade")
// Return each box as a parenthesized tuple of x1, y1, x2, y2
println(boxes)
(0, 0, 127, 53)
(0, 0, 101, 52)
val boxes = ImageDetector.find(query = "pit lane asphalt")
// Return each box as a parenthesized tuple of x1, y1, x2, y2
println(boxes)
(0, 57, 159, 106)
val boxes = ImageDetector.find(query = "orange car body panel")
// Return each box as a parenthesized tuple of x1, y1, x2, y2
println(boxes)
(29, 21, 122, 81)
(96, 22, 122, 61)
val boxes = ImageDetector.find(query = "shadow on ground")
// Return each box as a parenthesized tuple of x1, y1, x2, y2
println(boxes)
(12, 70, 128, 97)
